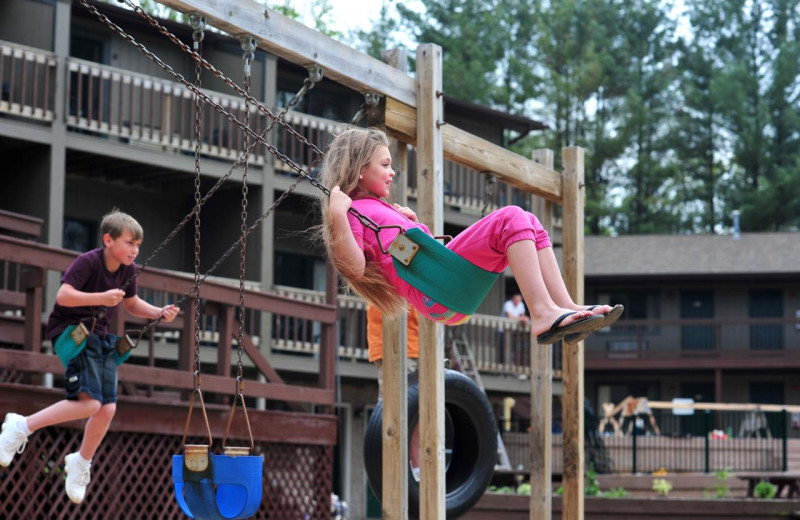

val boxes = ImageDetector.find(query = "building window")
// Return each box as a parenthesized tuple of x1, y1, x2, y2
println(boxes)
(594, 289, 659, 336)
(63, 218, 97, 252)
(749, 290, 783, 350)
(680, 290, 715, 351)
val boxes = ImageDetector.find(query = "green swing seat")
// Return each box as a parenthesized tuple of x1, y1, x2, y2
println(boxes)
(388, 227, 500, 317)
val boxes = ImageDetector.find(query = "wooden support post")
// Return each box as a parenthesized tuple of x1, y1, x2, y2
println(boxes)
(21, 267, 44, 353)
(415, 43, 446, 520)
(381, 314, 408, 520)
(217, 303, 234, 378)
(318, 261, 338, 415)
(381, 46, 409, 520)
(561, 147, 586, 520)
(180, 298, 197, 374)
(532, 150, 555, 235)
(530, 149, 554, 520)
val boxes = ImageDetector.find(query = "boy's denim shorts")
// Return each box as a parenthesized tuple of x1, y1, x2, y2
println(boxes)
(64, 333, 118, 404)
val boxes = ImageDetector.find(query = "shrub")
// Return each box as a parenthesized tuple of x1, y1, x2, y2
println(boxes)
(652, 478, 673, 496)
(703, 467, 731, 499)
(753, 480, 777, 499)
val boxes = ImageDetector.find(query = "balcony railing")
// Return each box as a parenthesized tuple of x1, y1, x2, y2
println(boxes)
(586, 317, 800, 363)
(0, 41, 56, 122)
(271, 285, 546, 376)
(1, 40, 559, 223)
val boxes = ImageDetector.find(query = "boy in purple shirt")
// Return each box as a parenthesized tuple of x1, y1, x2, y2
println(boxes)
(0, 210, 179, 504)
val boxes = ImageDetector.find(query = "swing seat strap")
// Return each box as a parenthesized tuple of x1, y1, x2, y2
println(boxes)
(173, 454, 224, 520)
(390, 227, 500, 316)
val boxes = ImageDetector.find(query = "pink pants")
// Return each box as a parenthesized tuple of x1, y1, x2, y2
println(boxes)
(412, 206, 551, 325)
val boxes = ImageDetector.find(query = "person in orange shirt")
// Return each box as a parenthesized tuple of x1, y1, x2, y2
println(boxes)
(367, 303, 419, 398)
(367, 303, 422, 479)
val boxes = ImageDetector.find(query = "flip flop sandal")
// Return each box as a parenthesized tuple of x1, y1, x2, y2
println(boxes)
(564, 304, 625, 344)
(536, 312, 605, 345)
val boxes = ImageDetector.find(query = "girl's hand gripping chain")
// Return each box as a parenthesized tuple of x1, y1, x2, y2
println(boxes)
(329, 186, 353, 216)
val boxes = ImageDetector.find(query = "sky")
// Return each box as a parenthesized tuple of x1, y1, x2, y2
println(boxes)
(289, 1, 390, 33)
(286, 0, 424, 45)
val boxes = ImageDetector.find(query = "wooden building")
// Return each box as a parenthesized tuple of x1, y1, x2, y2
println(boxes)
(0, 1, 560, 518)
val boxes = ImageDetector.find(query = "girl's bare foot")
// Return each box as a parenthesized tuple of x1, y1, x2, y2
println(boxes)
(575, 304, 613, 316)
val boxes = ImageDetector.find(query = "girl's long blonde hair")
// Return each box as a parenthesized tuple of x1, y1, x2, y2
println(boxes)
(318, 127, 406, 316)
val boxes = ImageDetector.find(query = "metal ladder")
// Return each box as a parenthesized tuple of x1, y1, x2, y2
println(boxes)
(446, 329, 512, 470)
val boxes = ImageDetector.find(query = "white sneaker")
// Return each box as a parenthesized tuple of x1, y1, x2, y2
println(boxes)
(0, 413, 29, 467)
(64, 452, 91, 504)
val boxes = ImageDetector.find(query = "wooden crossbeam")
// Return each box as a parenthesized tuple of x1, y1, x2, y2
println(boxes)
(151, 0, 563, 202)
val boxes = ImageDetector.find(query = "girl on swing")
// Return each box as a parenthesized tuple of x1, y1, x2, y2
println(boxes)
(321, 127, 622, 345)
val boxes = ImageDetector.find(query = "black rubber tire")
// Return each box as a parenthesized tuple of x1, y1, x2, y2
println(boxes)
(364, 369, 498, 519)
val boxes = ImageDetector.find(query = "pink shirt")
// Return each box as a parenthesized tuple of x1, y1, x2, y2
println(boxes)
(347, 197, 431, 311)
(345, 199, 550, 325)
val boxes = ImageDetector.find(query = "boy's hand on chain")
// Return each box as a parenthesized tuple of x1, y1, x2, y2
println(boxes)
(160, 304, 179, 323)
(102, 289, 125, 306)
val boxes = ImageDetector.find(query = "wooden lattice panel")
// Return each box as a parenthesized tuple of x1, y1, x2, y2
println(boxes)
(0, 427, 333, 519)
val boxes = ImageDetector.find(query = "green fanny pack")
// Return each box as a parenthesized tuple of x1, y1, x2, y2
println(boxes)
(54, 324, 132, 367)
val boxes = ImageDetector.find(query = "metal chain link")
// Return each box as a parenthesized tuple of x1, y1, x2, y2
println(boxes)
(190, 13, 206, 386)
(118, 0, 325, 158)
(80, 0, 384, 223)
(236, 35, 256, 384)
(119, 66, 322, 300)
(350, 91, 383, 125)
(481, 172, 497, 217)
(78, 0, 388, 306)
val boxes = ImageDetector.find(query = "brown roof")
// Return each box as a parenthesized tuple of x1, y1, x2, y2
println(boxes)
(581, 233, 800, 278)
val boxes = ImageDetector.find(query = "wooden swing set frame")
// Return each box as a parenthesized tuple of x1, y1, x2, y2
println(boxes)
(145, 1, 588, 518)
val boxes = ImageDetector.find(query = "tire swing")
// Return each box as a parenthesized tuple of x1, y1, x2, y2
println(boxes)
(363, 369, 498, 519)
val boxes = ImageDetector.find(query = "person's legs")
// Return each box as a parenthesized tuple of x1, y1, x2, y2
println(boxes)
(537, 246, 611, 315)
(79, 403, 116, 460)
(62, 403, 114, 505)
(25, 396, 102, 432)
(506, 240, 593, 337)
(443, 206, 603, 337)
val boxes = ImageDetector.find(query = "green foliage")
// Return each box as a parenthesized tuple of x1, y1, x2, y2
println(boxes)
(603, 487, 630, 498)
(585, 462, 602, 496)
(753, 480, 777, 499)
(652, 478, 673, 496)
(553, 465, 628, 498)
(267, 1, 343, 40)
(703, 467, 731, 498)
(516, 482, 531, 495)
(350, 0, 800, 234)
(488, 485, 516, 494)
(392, 0, 540, 112)
(268, 2, 302, 20)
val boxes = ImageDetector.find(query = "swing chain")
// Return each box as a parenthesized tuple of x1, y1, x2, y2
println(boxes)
(119, 62, 323, 306)
(191, 17, 205, 379)
(235, 38, 254, 382)
(80, 0, 384, 300)
(84, 0, 342, 206)
(189, 13, 206, 51)
(239, 35, 256, 78)
(481, 172, 497, 217)
(119, 0, 325, 158)
(351, 91, 383, 125)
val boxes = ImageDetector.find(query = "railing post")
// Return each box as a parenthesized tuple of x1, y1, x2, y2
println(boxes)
(631, 422, 637, 474)
(21, 267, 44, 353)
(782, 408, 788, 472)
(704, 410, 711, 473)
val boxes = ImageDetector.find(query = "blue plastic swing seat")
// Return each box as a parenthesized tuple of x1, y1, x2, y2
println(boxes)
(172, 453, 264, 520)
